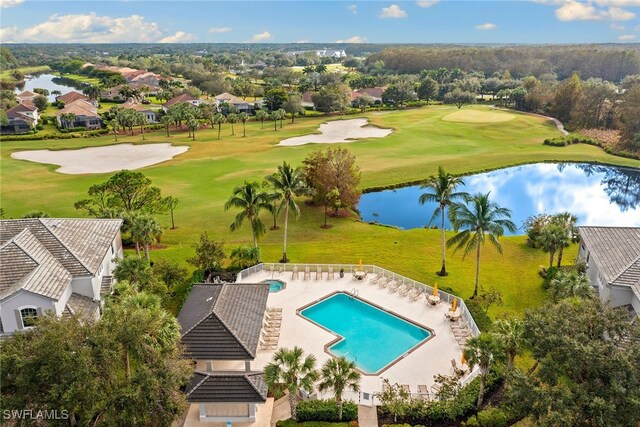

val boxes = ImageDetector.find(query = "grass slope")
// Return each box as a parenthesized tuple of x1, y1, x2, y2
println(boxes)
(1, 105, 638, 316)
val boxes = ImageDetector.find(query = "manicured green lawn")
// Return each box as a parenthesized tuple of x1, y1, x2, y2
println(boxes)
(2, 105, 638, 316)
(0, 65, 51, 83)
(53, 72, 101, 86)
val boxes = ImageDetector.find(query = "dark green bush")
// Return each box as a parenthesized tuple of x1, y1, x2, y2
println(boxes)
(276, 420, 299, 427)
(465, 300, 492, 332)
(296, 399, 358, 422)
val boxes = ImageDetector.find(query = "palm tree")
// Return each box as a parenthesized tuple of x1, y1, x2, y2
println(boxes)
(224, 181, 271, 248)
(227, 113, 238, 136)
(418, 166, 467, 276)
(448, 193, 517, 298)
(59, 112, 77, 129)
(135, 111, 147, 140)
(129, 214, 163, 260)
(82, 85, 101, 102)
(551, 212, 578, 267)
(256, 110, 269, 129)
(265, 162, 310, 263)
(318, 357, 361, 421)
(491, 318, 525, 373)
(265, 191, 283, 230)
(214, 113, 225, 140)
(535, 223, 567, 269)
(549, 270, 593, 301)
(187, 118, 199, 141)
(271, 109, 285, 131)
(230, 245, 261, 269)
(315, 64, 328, 74)
(160, 114, 172, 137)
(113, 256, 153, 289)
(302, 66, 315, 75)
(463, 335, 501, 411)
(238, 112, 249, 137)
(264, 347, 319, 420)
(110, 118, 119, 142)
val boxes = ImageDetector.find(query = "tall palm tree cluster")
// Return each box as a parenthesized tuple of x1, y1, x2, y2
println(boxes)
(225, 161, 309, 263)
(265, 347, 361, 421)
(419, 167, 517, 298)
(524, 212, 578, 269)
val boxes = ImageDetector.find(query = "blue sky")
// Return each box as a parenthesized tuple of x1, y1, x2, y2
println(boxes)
(1, 1, 639, 44)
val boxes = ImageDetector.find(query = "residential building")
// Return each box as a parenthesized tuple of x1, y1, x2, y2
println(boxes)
(177, 283, 270, 423)
(100, 83, 158, 101)
(0, 218, 123, 335)
(55, 100, 103, 130)
(121, 100, 158, 123)
(578, 226, 640, 318)
(56, 91, 90, 106)
(162, 93, 203, 111)
(316, 48, 347, 58)
(215, 92, 255, 114)
(1, 102, 39, 134)
(351, 87, 386, 105)
(16, 91, 39, 104)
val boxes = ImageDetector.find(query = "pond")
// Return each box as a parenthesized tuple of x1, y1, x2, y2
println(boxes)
(358, 163, 640, 234)
(15, 74, 86, 101)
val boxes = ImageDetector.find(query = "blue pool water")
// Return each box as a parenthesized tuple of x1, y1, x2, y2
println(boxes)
(358, 163, 640, 233)
(300, 293, 431, 374)
(262, 279, 285, 293)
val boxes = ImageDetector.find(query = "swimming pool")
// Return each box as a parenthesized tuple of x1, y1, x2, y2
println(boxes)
(261, 279, 286, 293)
(299, 292, 432, 374)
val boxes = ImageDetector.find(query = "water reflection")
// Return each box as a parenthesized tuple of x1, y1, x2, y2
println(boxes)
(358, 163, 640, 234)
(15, 74, 85, 102)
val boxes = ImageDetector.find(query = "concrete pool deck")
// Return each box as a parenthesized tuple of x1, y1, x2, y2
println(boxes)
(236, 267, 477, 402)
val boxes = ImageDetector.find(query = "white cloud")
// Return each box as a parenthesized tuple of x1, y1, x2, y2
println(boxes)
(3, 13, 183, 43)
(208, 27, 231, 34)
(618, 34, 637, 40)
(0, 0, 23, 8)
(546, 0, 637, 21)
(475, 22, 498, 30)
(0, 25, 18, 42)
(380, 4, 408, 18)
(336, 35, 367, 43)
(610, 22, 626, 30)
(250, 31, 272, 42)
(347, 4, 358, 14)
(158, 31, 195, 43)
(416, 0, 439, 7)
(293, 39, 309, 43)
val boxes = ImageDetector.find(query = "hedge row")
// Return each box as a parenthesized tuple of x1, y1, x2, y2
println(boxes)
(0, 129, 108, 141)
(543, 135, 639, 160)
(296, 400, 358, 422)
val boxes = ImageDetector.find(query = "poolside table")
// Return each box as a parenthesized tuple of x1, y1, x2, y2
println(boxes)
(354, 270, 366, 280)
(427, 295, 441, 305)
(445, 308, 462, 321)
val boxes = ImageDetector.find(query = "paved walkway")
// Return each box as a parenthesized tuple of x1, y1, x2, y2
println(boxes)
(270, 395, 292, 427)
(358, 405, 379, 427)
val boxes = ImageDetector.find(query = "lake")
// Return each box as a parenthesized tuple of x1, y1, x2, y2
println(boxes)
(15, 74, 86, 101)
(358, 163, 640, 234)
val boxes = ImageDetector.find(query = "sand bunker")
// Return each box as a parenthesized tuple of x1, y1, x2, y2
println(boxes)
(278, 118, 393, 146)
(11, 143, 188, 175)
(442, 109, 515, 123)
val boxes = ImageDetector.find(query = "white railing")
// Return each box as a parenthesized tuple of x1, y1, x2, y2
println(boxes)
(236, 262, 481, 337)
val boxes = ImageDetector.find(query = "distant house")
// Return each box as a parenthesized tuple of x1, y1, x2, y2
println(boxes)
(301, 91, 315, 108)
(351, 87, 386, 105)
(56, 91, 88, 105)
(316, 48, 347, 58)
(100, 83, 158, 101)
(177, 283, 270, 423)
(55, 100, 103, 130)
(16, 91, 39, 104)
(578, 226, 640, 318)
(0, 218, 123, 336)
(162, 93, 203, 111)
(121, 100, 158, 123)
(214, 92, 255, 114)
(125, 70, 162, 87)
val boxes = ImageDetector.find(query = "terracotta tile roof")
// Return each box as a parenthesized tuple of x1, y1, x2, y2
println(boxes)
(177, 283, 269, 360)
(17, 91, 38, 98)
(7, 102, 37, 114)
(215, 92, 249, 105)
(186, 371, 268, 403)
(121, 101, 155, 113)
(54, 100, 100, 118)
(163, 93, 199, 108)
(57, 91, 88, 105)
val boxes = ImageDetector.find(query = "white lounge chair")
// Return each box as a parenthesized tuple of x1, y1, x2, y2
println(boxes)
(378, 277, 391, 288)
(292, 266, 299, 280)
(269, 265, 275, 278)
(387, 280, 401, 292)
(304, 266, 311, 281)
(399, 284, 413, 296)
(409, 289, 423, 301)
(368, 274, 381, 284)
(328, 266, 334, 280)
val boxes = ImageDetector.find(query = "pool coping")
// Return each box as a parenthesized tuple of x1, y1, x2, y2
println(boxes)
(296, 290, 436, 376)
(260, 279, 287, 293)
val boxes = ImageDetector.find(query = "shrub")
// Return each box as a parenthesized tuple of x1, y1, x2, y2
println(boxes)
(465, 300, 492, 332)
(276, 420, 298, 427)
(476, 407, 508, 427)
(296, 399, 358, 422)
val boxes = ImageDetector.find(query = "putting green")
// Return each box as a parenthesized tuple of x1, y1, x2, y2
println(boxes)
(442, 109, 515, 123)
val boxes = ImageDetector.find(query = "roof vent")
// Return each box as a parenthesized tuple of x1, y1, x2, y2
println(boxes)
(206, 297, 214, 302)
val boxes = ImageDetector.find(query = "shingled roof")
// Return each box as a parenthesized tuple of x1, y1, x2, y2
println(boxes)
(579, 226, 640, 297)
(185, 371, 268, 403)
(178, 283, 269, 360)
(0, 218, 122, 284)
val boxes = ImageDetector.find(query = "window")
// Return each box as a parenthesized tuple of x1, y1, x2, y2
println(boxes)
(20, 308, 38, 328)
